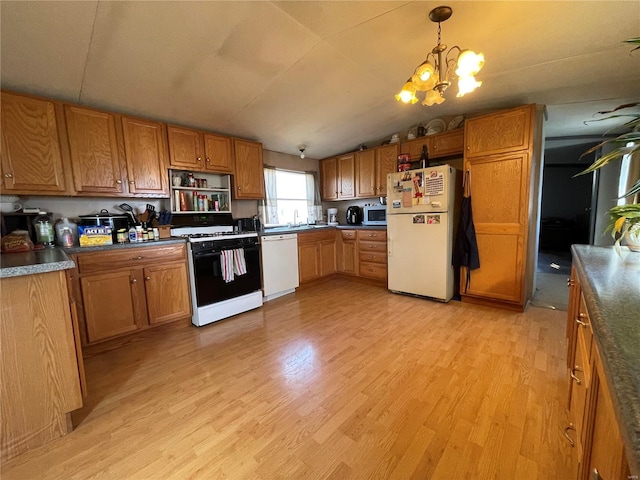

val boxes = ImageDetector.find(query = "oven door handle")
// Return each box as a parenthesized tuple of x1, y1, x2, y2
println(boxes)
(193, 245, 259, 258)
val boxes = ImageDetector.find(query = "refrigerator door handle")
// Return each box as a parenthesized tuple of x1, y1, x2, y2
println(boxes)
(387, 235, 392, 256)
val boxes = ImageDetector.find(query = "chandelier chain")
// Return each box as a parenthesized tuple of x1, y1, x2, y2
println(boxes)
(437, 22, 441, 46)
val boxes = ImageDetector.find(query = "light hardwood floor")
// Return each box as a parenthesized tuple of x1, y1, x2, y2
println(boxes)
(2, 278, 576, 479)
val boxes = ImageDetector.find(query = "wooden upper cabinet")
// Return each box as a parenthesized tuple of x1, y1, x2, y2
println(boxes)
(1, 92, 69, 193)
(465, 105, 534, 158)
(355, 149, 376, 198)
(430, 129, 464, 158)
(399, 137, 428, 162)
(233, 139, 264, 199)
(337, 154, 355, 199)
(204, 133, 234, 173)
(376, 143, 398, 196)
(121, 116, 169, 196)
(321, 157, 338, 201)
(167, 126, 203, 170)
(64, 105, 123, 194)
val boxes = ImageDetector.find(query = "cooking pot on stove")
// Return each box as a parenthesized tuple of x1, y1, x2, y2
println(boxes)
(78, 209, 131, 241)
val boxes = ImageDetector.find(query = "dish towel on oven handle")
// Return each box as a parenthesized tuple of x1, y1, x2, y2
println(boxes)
(221, 248, 247, 282)
(233, 248, 247, 276)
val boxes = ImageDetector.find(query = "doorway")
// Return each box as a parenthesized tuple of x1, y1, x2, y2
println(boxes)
(532, 141, 597, 310)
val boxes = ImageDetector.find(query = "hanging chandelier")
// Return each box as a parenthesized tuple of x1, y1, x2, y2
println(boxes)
(396, 6, 485, 106)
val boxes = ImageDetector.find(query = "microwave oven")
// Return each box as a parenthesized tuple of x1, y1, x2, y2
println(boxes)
(362, 205, 387, 226)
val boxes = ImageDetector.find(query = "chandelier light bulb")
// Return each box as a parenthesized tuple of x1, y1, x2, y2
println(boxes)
(455, 50, 485, 77)
(395, 80, 419, 104)
(298, 145, 306, 158)
(456, 75, 482, 97)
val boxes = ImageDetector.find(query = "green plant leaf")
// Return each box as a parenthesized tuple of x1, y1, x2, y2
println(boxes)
(620, 179, 640, 198)
(575, 144, 639, 175)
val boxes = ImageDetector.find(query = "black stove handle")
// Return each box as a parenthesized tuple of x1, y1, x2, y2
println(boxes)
(192, 244, 260, 257)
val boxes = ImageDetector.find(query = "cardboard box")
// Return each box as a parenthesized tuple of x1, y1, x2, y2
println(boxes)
(158, 225, 171, 239)
(78, 225, 113, 247)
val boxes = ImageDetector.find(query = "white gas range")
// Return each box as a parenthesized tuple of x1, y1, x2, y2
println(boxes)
(171, 224, 263, 327)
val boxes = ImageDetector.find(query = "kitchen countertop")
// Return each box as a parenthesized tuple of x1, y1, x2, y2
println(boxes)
(0, 248, 75, 278)
(260, 224, 386, 236)
(571, 244, 640, 473)
(0, 238, 187, 278)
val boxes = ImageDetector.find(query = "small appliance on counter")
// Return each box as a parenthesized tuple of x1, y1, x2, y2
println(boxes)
(327, 208, 338, 226)
(346, 206, 362, 225)
(236, 216, 261, 233)
(362, 205, 387, 226)
(78, 209, 131, 245)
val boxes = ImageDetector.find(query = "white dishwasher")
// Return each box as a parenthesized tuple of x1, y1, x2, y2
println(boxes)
(261, 233, 299, 301)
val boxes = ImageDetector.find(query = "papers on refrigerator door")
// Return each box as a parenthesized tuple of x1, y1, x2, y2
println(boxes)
(425, 170, 444, 196)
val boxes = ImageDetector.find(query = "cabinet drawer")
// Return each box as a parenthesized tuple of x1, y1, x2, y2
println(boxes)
(341, 230, 357, 241)
(359, 262, 387, 280)
(359, 251, 387, 265)
(569, 331, 589, 452)
(77, 243, 186, 274)
(358, 240, 386, 253)
(358, 230, 387, 241)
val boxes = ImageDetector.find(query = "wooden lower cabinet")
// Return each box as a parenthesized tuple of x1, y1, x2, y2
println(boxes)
(337, 230, 358, 275)
(298, 230, 336, 283)
(566, 267, 631, 479)
(73, 243, 191, 346)
(357, 230, 387, 281)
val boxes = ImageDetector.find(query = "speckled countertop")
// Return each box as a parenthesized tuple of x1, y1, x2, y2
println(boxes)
(0, 237, 187, 278)
(0, 248, 75, 278)
(571, 245, 640, 474)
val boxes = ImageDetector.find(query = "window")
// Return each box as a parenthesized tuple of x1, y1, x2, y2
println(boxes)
(261, 167, 321, 226)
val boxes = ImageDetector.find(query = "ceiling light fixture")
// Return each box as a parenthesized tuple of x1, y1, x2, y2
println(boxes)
(396, 6, 485, 106)
(298, 145, 306, 159)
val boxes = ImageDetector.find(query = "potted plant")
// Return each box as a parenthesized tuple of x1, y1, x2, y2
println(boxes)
(578, 37, 639, 251)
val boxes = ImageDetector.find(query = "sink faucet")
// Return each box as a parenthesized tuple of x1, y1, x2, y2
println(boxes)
(293, 209, 299, 227)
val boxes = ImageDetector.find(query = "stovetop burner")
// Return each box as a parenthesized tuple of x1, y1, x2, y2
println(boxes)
(181, 232, 243, 238)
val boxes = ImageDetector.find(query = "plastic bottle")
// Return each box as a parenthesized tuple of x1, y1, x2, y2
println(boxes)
(33, 212, 55, 246)
(55, 217, 77, 247)
(128, 226, 137, 243)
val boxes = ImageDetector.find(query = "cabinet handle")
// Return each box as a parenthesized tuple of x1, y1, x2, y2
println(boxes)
(145, 276, 151, 281)
(368, 233, 377, 237)
(205, 157, 210, 163)
(576, 313, 588, 327)
(116, 179, 122, 184)
(131, 278, 137, 284)
(129, 180, 135, 185)
(563, 424, 576, 447)
(4, 173, 13, 178)
(566, 278, 574, 287)
(237, 186, 241, 190)
(570, 368, 581, 385)
(132, 255, 144, 260)
(197, 157, 202, 161)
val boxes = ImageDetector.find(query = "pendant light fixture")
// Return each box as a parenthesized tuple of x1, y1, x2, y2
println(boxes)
(395, 6, 485, 106)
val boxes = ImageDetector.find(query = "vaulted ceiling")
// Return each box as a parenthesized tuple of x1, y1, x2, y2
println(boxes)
(2, 1, 639, 159)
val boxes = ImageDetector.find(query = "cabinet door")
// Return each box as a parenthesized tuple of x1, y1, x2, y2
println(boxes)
(430, 129, 464, 158)
(319, 240, 336, 276)
(298, 243, 319, 283)
(80, 269, 144, 343)
(167, 126, 203, 170)
(399, 137, 428, 162)
(462, 152, 531, 304)
(1, 92, 68, 193)
(465, 105, 534, 158)
(204, 133, 234, 173)
(337, 154, 355, 199)
(233, 139, 265, 199)
(355, 149, 376, 198)
(376, 144, 398, 196)
(339, 240, 358, 275)
(121, 116, 169, 196)
(65, 105, 123, 194)
(144, 262, 191, 325)
(321, 157, 338, 201)
(586, 357, 628, 480)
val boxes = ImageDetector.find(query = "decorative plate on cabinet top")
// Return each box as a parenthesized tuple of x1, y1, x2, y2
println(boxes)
(407, 126, 418, 140)
(425, 118, 446, 135)
(447, 115, 465, 130)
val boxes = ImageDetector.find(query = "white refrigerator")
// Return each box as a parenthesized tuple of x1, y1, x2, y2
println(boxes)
(387, 165, 458, 302)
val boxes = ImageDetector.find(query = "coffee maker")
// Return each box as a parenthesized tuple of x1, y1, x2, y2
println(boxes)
(327, 208, 338, 226)
(346, 206, 362, 225)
